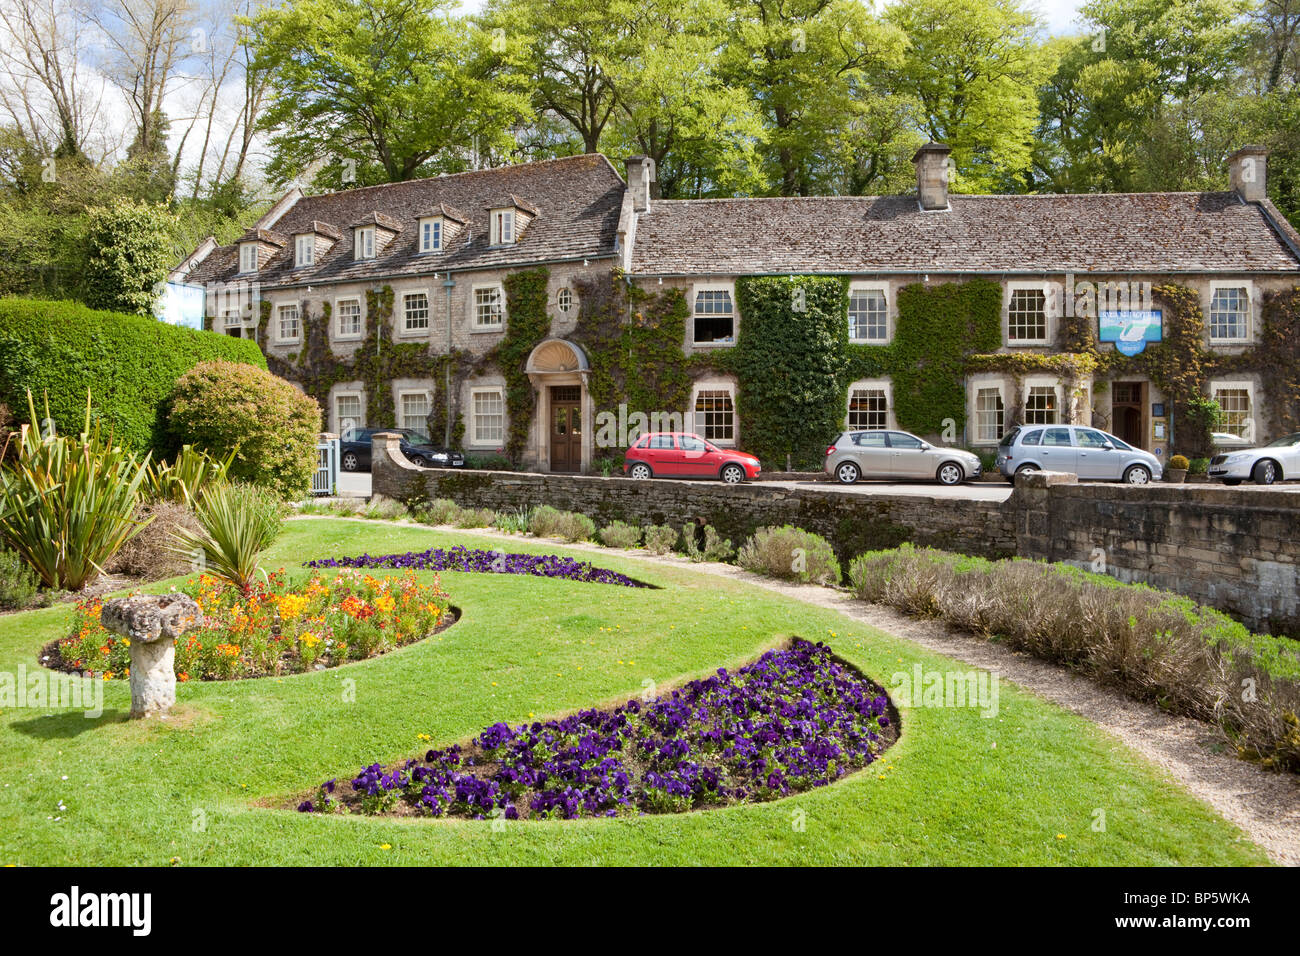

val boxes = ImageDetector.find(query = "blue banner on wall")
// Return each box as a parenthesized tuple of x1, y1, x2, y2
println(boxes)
(1099, 309, 1162, 356)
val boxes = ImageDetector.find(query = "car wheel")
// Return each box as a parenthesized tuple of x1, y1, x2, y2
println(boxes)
(1014, 464, 1038, 479)
(1253, 459, 1279, 485)
(341, 452, 359, 472)
(628, 462, 652, 480)
(720, 463, 745, 484)
(936, 462, 964, 486)
(835, 462, 860, 484)
(410, 455, 429, 468)
(1123, 465, 1151, 485)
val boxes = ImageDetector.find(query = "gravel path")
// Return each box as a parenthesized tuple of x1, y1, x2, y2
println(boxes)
(293, 514, 1300, 865)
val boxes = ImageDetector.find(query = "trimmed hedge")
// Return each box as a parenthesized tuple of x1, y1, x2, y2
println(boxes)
(0, 297, 267, 455)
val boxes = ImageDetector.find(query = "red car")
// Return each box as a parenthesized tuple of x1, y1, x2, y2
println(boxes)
(623, 432, 761, 483)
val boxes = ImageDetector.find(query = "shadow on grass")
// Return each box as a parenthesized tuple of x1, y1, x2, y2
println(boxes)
(10, 709, 131, 739)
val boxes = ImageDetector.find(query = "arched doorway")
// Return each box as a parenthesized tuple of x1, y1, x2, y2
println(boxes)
(525, 339, 590, 473)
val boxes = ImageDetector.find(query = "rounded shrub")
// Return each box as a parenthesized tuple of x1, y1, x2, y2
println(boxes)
(599, 521, 642, 549)
(168, 361, 320, 499)
(0, 548, 40, 609)
(737, 525, 841, 585)
(643, 525, 679, 555)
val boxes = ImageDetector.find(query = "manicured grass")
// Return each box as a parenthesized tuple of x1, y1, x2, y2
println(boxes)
(0, 518, 1270, 865)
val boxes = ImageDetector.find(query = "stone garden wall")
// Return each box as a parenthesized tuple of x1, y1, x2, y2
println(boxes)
(371, 434, 1300, 634)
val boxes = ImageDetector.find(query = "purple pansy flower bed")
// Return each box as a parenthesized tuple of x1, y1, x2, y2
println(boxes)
(297, 639, 895, 820)
(305, 546, 645, 588)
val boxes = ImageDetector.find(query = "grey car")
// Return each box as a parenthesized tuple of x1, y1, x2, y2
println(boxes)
(995, 425, 1162, 484)
(824, 429, 982, 485)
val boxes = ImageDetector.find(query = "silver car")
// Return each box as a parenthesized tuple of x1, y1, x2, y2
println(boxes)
(1208, 432, 1300, 485)
(824, 430, 982, 485)
(995, 425, 1162, 484)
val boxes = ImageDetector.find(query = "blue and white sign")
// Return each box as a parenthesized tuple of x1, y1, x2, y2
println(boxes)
(1099, 309, 1162, 356)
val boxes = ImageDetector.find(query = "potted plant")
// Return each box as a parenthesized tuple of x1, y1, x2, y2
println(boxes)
(1166, 454, 1189, 483)
(1187, 457, 1210, 483)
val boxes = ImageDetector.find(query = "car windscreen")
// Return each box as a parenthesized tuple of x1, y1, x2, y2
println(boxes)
(998, 428, 1019, 448)
(1265, 432, 1300, 447)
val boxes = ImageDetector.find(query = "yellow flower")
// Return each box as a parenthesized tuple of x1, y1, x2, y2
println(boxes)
(277, 594, 308, 621)
(299, 632, 321, 649)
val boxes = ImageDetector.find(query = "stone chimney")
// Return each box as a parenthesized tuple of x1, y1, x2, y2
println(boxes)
(626, 155, 655, 214)
(1228, 145, 1268, 202)
(912, 142, 952, 211)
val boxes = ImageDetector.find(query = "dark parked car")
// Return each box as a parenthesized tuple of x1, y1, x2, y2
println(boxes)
(339, 428, 465, 472)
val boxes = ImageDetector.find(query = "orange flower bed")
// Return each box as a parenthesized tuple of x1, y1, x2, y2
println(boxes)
(60, 569, 452, 680)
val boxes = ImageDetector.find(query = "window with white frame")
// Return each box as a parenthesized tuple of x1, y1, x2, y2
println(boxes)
(473, 285, 505, 329)
(1213, 384, 1252, 441)
(420, 218, 442, 253)
(277, 304, 300, 342)
(692, 286, 735, 344)
(354, 226, 376, 260)
(491, 209, 515, 245)
(400, 392, 430, 437)
(975, 387, 1004, 442)
(1208, 287, 1249, 342)
(335, 393, 363, 437)
(403, 292, 430, 332)
(848, 288, 888, 342)
(336, 298, 362, 338)
(222, 310, 243, 338)
(556, 287, 574, 315)
(1008, 288, 1048, 343)
(847, 386, 888, 431)
(471, 389, 505, 445)
(295, 235, 314, 267)
(694, 388, 735, 443)
(238, 242, 258, 273)
(1024, 385, 1058, 424)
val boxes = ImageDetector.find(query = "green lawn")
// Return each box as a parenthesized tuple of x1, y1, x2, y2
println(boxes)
(0, 517, 1270, 865)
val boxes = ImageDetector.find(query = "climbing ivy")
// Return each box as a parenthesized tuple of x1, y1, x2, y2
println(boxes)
(733, 276, 850, 468)
(497, 269, 552, 461)
(573, 270, 692, 461)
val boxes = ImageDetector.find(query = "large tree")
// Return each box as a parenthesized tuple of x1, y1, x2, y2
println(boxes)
(886, 0, 1050, 193)
(248, 0, 530, 186)
(1035, 0, 1254, 192)
(721, 0, 909, 196)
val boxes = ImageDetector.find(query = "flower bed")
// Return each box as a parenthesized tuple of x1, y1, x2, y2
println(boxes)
(305, 546, 646, 588)
(57, 569, 452, 681)
(299, 639, 894, 819)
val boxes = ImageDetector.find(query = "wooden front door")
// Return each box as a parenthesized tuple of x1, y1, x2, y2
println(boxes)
(549, 386, 582, 472)
(1112, 381, 1145, 448)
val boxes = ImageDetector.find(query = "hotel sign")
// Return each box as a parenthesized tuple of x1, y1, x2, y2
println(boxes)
(1099, 309, 1162, 356)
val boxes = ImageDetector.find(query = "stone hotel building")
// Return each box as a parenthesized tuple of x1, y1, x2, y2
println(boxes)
(177, 145, 1300, 472)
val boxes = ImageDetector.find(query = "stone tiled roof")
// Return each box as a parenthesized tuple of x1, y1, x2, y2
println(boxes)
(238, 227, 287, 246)
(628, 192, 1300, 275)
(189, 154, 625, 287)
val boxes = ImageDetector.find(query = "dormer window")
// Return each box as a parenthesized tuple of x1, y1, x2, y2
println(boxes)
(238, 242, 258, 273)
(491, 209, 514, 245)
(295, 235, 314, 268)
(420, 217, 443, 253)
(354, 226, 376, 260)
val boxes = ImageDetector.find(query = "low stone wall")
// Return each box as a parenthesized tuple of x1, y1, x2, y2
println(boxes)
(372, 434, 1300, 635)
(1014, 472, 1300, 636)
(371, 434, 1016, 560)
